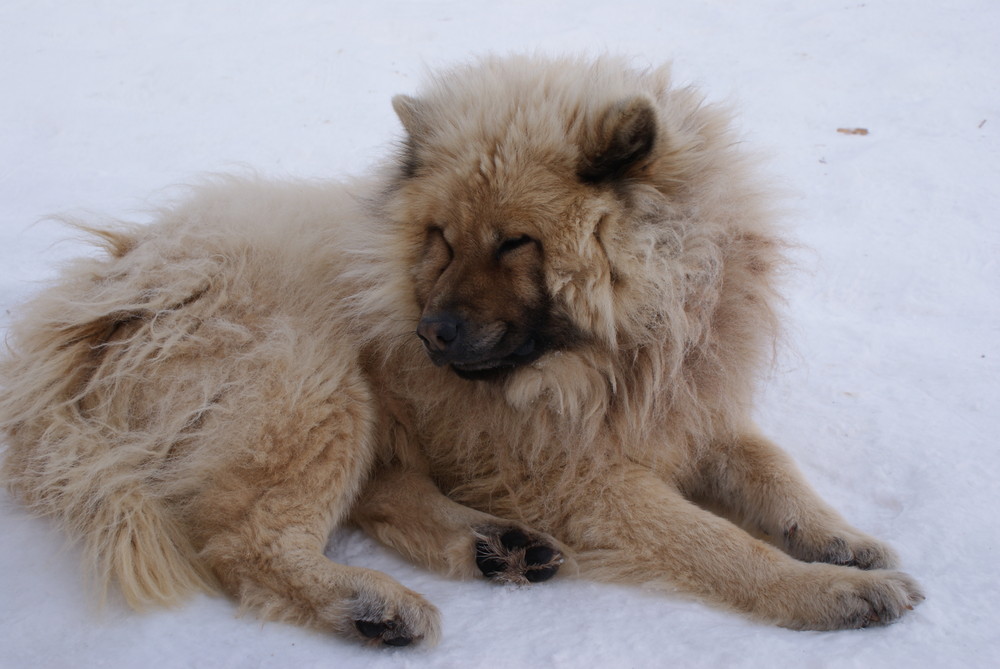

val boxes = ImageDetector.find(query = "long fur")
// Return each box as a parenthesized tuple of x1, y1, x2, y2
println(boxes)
(362, 55, 783, 517)
(0, 55, 921, 645)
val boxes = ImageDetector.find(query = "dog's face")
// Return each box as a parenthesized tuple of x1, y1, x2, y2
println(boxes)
(404, 163, 583, 381)
(414, 226, 546, 379)
(388, 81, 661, 381)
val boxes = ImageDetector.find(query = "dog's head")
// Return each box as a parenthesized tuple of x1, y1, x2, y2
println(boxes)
(383, 56, 718, 381)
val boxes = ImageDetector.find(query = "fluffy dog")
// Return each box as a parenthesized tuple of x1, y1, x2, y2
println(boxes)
(0, 55, 922, 646)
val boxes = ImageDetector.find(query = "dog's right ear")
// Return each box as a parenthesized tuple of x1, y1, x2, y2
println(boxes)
(393, 95, 427, 178)
(393, 95, 426, 139)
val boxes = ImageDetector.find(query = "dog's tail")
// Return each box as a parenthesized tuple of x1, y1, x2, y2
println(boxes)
(0, 223, 217, 608)
(3, 447, 215, 608)
(83, 484, 215, 608)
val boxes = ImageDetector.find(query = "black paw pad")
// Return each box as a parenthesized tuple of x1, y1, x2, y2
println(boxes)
(475, 525, 563, 584)
(500, 529, 530, 549)
(525, 545, 555, 564)
(354, 619, 412, 647)
(475, 550, 508, 577)
(523, 545, 559, 582)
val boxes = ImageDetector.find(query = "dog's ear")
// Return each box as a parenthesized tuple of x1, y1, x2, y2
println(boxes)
(393, 95, 428, 178)
(392, 95, 426, 138)
(579, 96, 658, 183)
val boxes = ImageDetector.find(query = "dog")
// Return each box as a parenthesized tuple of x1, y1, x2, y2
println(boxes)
(0, 55, 922, 646)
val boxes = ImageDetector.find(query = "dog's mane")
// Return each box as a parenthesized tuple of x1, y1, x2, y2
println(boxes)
(343, 56, 788, 513)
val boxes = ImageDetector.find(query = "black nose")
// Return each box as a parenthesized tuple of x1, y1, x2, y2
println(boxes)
(417, 314, 460, 354)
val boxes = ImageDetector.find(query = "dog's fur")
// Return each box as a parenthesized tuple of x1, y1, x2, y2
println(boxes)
(0, 55, 922, 646)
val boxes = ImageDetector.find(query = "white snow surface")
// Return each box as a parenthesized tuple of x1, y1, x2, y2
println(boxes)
(1, 1, 997, 667)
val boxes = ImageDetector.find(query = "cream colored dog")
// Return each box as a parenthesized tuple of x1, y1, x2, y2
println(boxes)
(0, 55, 922, 646)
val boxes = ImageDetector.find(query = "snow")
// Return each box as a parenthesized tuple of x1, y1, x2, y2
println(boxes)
(1, 0, 998, 666)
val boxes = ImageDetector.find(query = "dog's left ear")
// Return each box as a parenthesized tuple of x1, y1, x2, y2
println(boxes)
(579, 96, 658, 183)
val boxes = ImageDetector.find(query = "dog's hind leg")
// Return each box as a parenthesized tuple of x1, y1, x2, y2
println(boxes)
(569, 464, 922, 630)
(696, 431, 900, 569)
(186, 363, 440, 647)
(351, 467, 567, 584)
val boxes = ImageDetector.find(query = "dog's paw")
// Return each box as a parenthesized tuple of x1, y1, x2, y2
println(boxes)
(354, 618, 417, 647)
(346, 578, 441, 648)
(783, 522, 899, 569)
(474, 526, 564, 584)
(821, 569, 924, 630)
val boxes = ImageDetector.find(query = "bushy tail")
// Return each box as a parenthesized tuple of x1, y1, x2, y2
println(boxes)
(82, 485, 216, 608)
(0, 223, 218, 608)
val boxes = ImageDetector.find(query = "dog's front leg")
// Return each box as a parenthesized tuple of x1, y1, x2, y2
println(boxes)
(567, 465, 922, 630)
(352, 466, 568, 584)
(697, 431, 901, 569)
